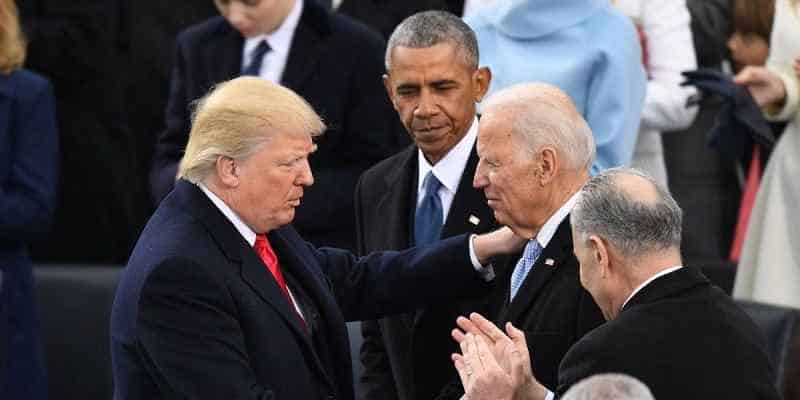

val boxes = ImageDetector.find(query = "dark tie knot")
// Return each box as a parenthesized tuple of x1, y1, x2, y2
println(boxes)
(241, 40, 272, 76)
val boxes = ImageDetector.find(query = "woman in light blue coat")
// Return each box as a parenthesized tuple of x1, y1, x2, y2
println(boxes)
(466, 0, 646, 174)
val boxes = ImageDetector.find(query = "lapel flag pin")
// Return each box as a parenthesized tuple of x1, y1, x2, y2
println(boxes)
(545, 258, 555, 266)
(468, 215, 480, 226)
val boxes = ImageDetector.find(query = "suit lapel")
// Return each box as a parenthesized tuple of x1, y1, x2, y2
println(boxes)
(377, 146, 418, 251)
(264, 227, 341, 391)
(281, 0, 331, 89)
(177, 181, 338, 391)
(440, 145, 495, 238)
(413, 146, 495, 326)
(205, 20, 243, 82)
(504, 218, 574, 323)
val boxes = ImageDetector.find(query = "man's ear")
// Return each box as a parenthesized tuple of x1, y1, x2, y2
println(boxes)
(383, 73, 398, 110)
(589, 234, 610, 278)
(474, 66, 492, 102)
(215, 156, 239, 188)
(536, 147, 559, 186)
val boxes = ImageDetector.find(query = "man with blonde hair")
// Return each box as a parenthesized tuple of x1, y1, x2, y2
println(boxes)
(111, 77, 520, 400)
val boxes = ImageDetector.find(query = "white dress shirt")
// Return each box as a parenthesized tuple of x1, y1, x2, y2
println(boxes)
(533, 191, 580, 250)
(241, 0, 304, 83)
(417, 116, 478, 224)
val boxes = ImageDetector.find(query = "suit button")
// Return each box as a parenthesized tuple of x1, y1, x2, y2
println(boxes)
(326, 396, 335, 400)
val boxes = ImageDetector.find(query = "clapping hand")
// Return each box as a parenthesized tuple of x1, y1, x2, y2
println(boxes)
(451, 313, 546, 400)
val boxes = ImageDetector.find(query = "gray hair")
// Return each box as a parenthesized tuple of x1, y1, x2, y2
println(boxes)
(385, 10, 479, 71)
(482, 82, 595, 170)
(572, 167, 682, 259)
(562, 373, 655, 400)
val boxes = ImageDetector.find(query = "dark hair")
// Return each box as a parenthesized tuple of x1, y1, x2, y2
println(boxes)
(732, 0, 775, 42)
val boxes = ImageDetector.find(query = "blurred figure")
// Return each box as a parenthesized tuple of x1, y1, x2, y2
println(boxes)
(20, 0, 149, 263)
(465, 0, 646, 175)
(727, 0, 774, 72)
(733, 0, 800, 309)
(664, 0, 740, 265)
(453, 168, 780, 400)
(0, 0, 58, 398)
(337, 0, 460, 39)
(613, 0, 698, 188)
(356, 11, 498, 400)
(150, 0, 407, 251)
(562, 374, 654, 400)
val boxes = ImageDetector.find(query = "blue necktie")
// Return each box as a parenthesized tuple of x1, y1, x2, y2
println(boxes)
(510, 240, 543, 301)
(241, 40, 271, 76)
(414, 172, 444, 245)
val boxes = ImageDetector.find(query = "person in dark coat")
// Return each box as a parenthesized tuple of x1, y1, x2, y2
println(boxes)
(453, 168, 781, 400)
(150, 0, 406, 251)
(436, 82, 605, 400)
(0, 1, 58, 397)
(111, 77, 519, 400)
(20, 0, 151, 263)
(355, 11, 497, 400)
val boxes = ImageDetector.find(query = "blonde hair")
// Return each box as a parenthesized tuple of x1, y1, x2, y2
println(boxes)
(0, 0, 26, 73)
(178, 77, 326, 184)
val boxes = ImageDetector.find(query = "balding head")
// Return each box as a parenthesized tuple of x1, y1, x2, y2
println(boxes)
(562, 374, 655, 400)
(573, 167, 682, 260)
(481, 82, 595, 171)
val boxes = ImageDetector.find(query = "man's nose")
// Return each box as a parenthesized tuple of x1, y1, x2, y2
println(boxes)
(473, 161, 488, 189)
(298, 159, 314, 187)
(413, 92, 438, 119)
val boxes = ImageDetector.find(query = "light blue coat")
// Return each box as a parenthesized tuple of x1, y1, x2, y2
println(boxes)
(466, 0, 647, 174)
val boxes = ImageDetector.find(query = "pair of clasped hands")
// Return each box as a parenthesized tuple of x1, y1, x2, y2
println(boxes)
(450, 313, 546, 400)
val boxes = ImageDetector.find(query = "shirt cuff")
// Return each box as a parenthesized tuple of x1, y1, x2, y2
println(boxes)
(545, 390, 555, 400)
(469, 234, 495, 282)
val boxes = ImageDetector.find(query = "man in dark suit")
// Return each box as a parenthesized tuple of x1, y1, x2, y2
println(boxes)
(111, 77, 520, 400)
(150, 0, 406, 251)
(355, 11, 496, 400)
(453, 168, 781, 400)
(453, 82, 603, 395)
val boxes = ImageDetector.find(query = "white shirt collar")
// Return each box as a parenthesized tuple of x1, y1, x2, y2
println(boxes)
(417, 116, 478, 196)
(621, 265, 684, 310)
(242, 0, 303, 67)
(198, 183, 257, 246)
(534, 191, 580, 249)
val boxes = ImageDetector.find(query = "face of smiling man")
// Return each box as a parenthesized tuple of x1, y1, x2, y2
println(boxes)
(383, 41, 490, 165)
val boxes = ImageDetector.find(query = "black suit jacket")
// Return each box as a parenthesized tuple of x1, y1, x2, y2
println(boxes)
(354, 144, 498, 400)
(557, 267, 780, 399)
(492, 218, 604, 392)
(110, 179, 491, 400)
(338, 0, 465, 39)
(150, 0, 406, 250)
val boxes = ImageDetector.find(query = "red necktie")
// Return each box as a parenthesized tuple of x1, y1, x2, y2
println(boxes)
(729, 146, 762, 262)
(254, 234, 307, 331)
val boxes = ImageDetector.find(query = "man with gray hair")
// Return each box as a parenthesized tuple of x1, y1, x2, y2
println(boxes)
(453, 167, 780, 400)
(562, 374, 654, 400)
(356, 10, 497, 400)
(453, 81, 604, 395)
